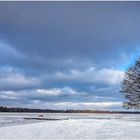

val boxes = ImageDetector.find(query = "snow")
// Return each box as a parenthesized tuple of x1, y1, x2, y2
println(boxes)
(0, 113, 140, 139)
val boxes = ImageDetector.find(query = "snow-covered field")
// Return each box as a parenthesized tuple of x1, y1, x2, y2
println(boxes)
(0, 113, 140, 139)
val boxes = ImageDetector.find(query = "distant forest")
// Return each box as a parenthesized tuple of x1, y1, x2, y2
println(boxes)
(0, 106, 140, 114)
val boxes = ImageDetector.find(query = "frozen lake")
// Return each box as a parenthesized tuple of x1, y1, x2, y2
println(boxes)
(0, 113, 140, 139)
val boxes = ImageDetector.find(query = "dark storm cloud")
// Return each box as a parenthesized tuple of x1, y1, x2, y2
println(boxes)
(0, 2, 140, 68)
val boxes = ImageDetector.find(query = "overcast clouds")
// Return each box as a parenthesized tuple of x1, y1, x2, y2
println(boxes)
(0, 2, 140, 110)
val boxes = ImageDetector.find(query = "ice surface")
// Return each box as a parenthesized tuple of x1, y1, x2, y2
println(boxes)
(0, 113, 140, 139)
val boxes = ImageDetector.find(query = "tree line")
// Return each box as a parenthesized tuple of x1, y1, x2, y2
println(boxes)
(0, 106, 140, 113)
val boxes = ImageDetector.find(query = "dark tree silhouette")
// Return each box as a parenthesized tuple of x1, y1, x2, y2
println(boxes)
(121, 58, 140, 109)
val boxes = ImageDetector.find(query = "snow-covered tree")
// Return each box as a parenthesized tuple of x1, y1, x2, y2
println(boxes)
(121, 58, 140, 109)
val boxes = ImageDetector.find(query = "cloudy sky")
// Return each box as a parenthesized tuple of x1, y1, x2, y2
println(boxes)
(0, 1, 140, 110)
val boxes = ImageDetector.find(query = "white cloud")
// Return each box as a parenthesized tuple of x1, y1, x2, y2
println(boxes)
(0, 87, 122, 110)
(44, 101, 122, 110)
(0, 67, 41, 90)
(0, 87, 86, 100)
(49, 67, 124, 85)
(36, 87, 85, 96)
(0, 74, 40, 90)
(21, 101, 122, 110)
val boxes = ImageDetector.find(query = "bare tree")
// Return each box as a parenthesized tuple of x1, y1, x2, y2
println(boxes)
(121, 58, 140, 109)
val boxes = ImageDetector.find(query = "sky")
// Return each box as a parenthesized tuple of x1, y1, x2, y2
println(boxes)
(0, 1, 140, 110)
